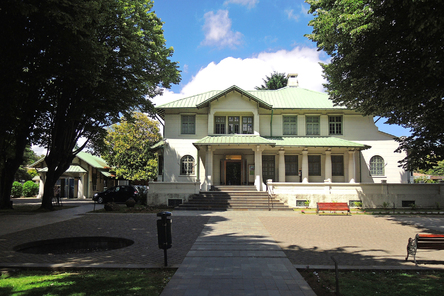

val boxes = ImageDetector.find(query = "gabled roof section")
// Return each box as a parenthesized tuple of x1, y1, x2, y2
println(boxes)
(155, 86, 350, 119)
(195, 85, 272, 110)
(37, 164, 87, 173)
(30, 152, 109, 169)
(76, 152, 109, 169)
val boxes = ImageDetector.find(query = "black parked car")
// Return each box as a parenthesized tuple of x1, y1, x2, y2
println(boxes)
(93, 185, 138, 204)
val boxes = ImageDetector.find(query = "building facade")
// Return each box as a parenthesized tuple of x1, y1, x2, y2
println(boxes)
(32, 152, 115, 199)
(150, 77, 409, 206)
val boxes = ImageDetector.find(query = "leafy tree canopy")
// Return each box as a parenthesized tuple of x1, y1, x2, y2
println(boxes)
(0, 0, 180, 209)
(305, 0, 444, 170)
(255, 72, 288, 90)
(101, 112, 161, 182)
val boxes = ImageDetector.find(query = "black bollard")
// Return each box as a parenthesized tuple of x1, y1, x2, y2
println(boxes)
(157, 211, 172, 266)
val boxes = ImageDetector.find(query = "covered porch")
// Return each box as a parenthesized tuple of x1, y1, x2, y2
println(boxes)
(194, 135, 370, 192)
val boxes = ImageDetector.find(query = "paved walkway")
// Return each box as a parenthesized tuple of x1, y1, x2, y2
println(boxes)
(2, 200, 444, 295)
(161, 212, 315, 296)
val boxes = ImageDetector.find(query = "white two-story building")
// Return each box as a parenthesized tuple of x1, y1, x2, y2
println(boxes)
(149, 75, 409, 207)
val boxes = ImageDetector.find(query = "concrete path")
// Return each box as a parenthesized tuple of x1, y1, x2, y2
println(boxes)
(0, 199, 98, 236)
(161, 211, 315, 296)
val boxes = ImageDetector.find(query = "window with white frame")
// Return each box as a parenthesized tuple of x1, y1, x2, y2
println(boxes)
(181, 115, 195, 134)
(329, 116, 342, 135)
(331, 155, 344, 176)
(306, 116, 320, 135)
(308, 155, 321, 176)
(242, 116, 253, 134)
(228, 116, 240, 134)
(215, 116, 226, 134)
(285, 155, 298, 176)
(180, 155, 194, 175)
(370, 155, 385, 176)
(283, 116, 297, 135)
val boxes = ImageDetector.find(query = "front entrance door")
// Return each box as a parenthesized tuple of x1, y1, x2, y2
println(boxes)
(226, 161, 241, 185)
(262, 155, 275, 182)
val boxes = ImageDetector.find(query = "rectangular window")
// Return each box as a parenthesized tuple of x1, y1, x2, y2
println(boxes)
(215, 116, 226, 134)
(181, 115, 195, 134)
(283, 116, 297, 135)
(331, 155, 344, 176)
(306, 116, 320, 135)
(228, 116, 240, 134)
(308, 155, 321, 176)
(242, 116, 253, 134)
(158, 154, 164, 175)
(329, 116, 342, 135)
(285, 155, 298, 176)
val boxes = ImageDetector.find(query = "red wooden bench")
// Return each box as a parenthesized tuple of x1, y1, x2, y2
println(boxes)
(406, 233, 444, 265)
(316, 202, 350, 215)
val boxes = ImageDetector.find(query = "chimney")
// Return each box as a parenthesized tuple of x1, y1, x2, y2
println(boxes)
(287, 73, 298, 87)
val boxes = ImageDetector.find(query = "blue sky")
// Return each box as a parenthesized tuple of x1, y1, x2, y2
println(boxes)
(151, 0, 411, 138)
(29, 0, 410, 155)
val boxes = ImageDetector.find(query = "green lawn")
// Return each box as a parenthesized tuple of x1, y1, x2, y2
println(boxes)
(299, 269, 444, 296)
(0, 269, 175, 296)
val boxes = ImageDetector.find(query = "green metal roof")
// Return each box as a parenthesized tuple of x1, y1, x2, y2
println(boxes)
(194, 135, 275, 147)
(266, 136, 370, 149)
(193, 135, 369, 150)
(77, 152, 109, 169)
(196, 85, 272, 110)
(156, 86, 344, 111)
(100, 171, 112, 177)
(251, 87, 339, 109)
(150, 140, 165, 150)
(37, 164, 87, 173)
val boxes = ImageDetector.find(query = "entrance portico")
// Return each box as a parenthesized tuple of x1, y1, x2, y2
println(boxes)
(194, 135, 370, 192)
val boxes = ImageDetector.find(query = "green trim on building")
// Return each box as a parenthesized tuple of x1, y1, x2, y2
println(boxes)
(265, 136, 370, 149)
(194, 135, 275, 147)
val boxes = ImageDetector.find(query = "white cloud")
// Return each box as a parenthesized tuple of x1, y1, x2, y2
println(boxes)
(152, 46, 328, 108)
(300, 3, 310, 16)
(285, 9, 299, 21)
(224, 0, 258, 9)
(201, 10, 243, 49)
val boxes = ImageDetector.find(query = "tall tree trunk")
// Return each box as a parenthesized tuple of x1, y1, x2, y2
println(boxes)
(0, 135, 28, 209)
(40, 158, 72, 211)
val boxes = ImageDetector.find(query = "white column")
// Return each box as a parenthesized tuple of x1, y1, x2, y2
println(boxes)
(88, 167, 93, 197)
(253, 109, 260, 135)
(204, 146, 213, 191)
(78, 173, 85, 199)
(302, 150, 309, 183)
(324, 150, 332, 182)
(38, 173, 45, 198)
(254, 146, 263, 191)
(208, 109, 214, 135)
(278, 149, 285, 182)
(348, 150, 356, 183)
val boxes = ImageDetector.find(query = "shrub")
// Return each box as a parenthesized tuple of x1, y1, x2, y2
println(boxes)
(11, 181, 23, 198)
(22, 181, 39, 197)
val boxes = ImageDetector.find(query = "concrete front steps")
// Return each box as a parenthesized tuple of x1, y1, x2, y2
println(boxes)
(175, 185, 292, 211)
